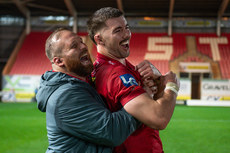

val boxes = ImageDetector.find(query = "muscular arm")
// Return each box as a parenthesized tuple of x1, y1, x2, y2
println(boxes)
(123, 89, 177, 130)
(124, 71, 180, 130)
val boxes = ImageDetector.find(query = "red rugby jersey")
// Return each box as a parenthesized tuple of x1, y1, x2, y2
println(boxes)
(92, 53, 164, 153)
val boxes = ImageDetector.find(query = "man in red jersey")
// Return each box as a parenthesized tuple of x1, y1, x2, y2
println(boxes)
(87, 7, 180, 153)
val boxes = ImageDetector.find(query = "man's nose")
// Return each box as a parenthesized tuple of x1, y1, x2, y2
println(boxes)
(80, 43, 88, 50)
(123, 28, 131, 39)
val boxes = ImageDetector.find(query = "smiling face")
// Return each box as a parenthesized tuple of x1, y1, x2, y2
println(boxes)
(55, 30, 93, 77)
(98, 16, 131, 60)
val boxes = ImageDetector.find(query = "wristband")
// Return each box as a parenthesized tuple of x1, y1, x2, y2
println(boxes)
(165, 86, 178, 95)
(165, 82, 179, 95)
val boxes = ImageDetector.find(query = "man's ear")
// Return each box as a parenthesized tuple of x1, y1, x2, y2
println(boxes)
(94, 34, 104, 45)
(52, 57, 64, 67)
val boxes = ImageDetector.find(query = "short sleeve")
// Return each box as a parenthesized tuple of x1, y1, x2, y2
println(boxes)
(107, 68, 146, 106)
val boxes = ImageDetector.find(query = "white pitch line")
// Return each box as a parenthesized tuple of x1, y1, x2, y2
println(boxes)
(172, 119, 230, 123)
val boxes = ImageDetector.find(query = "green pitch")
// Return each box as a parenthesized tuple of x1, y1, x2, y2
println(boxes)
(161, 105, 230, 153)
(0, 103, 47, 153)
(0, 103, 230, 153)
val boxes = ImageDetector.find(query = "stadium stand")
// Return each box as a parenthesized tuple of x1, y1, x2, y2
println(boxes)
(90, 32, 230, 78)
(9, 32, 51, 75)
(1, 30, 230, 103)
(218, 34, 230, 79)
(6, 32, 230, 79)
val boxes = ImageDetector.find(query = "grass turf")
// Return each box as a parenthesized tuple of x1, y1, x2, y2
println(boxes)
(0, 103, 47, 153)
(0, 103, 230, 153)
(161, 105, 230, 153)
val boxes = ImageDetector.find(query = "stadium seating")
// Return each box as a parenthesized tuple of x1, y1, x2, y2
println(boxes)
(7, 32, 230, 79)
(9, 32, 52, 75)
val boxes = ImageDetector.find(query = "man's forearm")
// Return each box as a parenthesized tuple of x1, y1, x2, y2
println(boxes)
(155, 89, 177, 129)
(123, 80, 179, 130)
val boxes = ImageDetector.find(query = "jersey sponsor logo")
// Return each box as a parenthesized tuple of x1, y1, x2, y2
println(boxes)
(119, 74, 138, 87)
(108, 61, 115, 65)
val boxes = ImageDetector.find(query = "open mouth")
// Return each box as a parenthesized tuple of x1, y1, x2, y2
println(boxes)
(80, 53, 90, 64)
(120, 40, 129, 50)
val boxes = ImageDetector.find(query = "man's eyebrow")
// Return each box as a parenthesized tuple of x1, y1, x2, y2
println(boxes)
(113, 26, 122, 32)
(113, 24, 129, 32)
(69, 40, 78, 48)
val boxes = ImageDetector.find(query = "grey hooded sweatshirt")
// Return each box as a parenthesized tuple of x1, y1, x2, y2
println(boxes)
(36, 71, 139, 153)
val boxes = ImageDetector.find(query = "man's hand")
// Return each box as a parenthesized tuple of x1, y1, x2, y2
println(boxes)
(164, 71, 180, 88)
(142, 79, 157, 98)
(136, 60, 162, 98)
(153, 71, 179, 99)
(136, 60, 161, 80)
(136, 60, 180, 100)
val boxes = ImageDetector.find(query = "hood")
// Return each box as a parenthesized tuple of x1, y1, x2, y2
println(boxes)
(36, 71, 75, 112)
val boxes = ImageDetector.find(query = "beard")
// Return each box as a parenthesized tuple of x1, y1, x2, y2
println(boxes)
(65, 57, 93, 77)
(107, 48, 130, 59)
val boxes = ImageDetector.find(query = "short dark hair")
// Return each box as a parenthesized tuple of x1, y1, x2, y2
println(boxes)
(87, 7, 123, 44)
(45, 28, 71, 61)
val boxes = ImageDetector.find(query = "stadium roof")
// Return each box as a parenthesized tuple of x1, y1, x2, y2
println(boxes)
(0, 0, 230, 19)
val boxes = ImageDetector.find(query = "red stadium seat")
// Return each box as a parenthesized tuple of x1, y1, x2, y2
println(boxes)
(8, 32, 230, 79)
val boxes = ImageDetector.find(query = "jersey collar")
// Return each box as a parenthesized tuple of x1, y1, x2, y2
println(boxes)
(96, 52, 135, 71)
